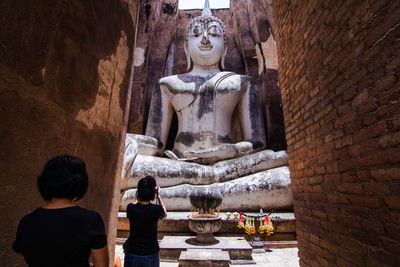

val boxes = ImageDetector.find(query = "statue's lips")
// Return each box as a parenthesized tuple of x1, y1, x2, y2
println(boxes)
(199, 45, 213, 51)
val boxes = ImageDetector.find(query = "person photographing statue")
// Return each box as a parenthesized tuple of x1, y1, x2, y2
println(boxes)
(123, 176, 167, 267)
(121, 0, 292, 212)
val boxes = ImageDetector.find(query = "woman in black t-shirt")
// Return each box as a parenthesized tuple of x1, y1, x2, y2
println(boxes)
(123, 176, 167, 267)
(13, 155, 109, 267)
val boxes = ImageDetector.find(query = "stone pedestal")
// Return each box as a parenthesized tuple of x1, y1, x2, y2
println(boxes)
(188, 217, 222, 245)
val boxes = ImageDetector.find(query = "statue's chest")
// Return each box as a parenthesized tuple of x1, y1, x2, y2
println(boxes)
(169, 81, 242, 114)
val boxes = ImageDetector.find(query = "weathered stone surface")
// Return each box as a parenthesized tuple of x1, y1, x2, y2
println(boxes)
(121, 166, 292, 211)
(190, 187, 223, 211)
(121, 146, 288, 189)
(0, 0, 139, 265)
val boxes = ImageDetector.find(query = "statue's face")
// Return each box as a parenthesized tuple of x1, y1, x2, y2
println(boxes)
(187, 20, 225, 67)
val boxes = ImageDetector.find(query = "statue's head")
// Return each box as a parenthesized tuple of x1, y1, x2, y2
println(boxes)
(185, 0, 227, 71)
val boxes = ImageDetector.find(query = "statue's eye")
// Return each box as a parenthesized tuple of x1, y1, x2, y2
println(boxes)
(192, 27, 200, 36)
(208, 26, 221, 37)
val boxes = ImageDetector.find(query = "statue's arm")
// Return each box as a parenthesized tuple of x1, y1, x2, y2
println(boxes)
(238, 78, 266, 151)
(144, 83, 174, 156)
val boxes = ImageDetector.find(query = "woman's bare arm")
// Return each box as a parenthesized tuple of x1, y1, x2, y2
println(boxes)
(91, 246, 109, 267)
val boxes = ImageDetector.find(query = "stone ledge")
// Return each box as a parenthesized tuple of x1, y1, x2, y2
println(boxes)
(117, 211, 296, 241)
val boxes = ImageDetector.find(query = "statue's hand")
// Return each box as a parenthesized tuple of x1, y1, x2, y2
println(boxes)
(131, 134, 160, 156)
(122, 134, 162, 178)
(183, 141, 253, 161)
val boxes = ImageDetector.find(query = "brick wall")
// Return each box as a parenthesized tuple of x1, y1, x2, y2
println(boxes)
(272, 0, 400, 265)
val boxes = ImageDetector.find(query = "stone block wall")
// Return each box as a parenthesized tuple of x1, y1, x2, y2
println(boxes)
(272, 0, 400, 265)
(0, 0, 139, 265)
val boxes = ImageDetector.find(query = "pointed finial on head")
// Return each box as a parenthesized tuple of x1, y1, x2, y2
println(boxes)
(202, 0, 212, 17)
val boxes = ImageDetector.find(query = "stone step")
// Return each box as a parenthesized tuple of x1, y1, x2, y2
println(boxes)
(178, 249, 230, 267)
(160, 236, 253, 261)
(117, 211, 296, 242)
(264, 240, 298, 248)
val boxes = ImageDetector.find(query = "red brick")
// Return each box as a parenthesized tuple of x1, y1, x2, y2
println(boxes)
(361, 113, 378, 127)
(337, 183, 363, 195)
(352, 122, 387, 142)
(392, 115, 400, 130)
(342, 173, 358, 183)
(388, 147, 400, 163)
(347, 229, 382, 247)
(339, 236, 363, 253)
(326, 174, 341, 183)
(365, 183, 385, 196)
(371, 168, 400, 181)
(338, 159, 357, 171)
(385, 183, 400, 195)
(381, 237, 400, 255)
(309, 175, 324, 184)
(340, 247, 364, 266)
(349, 196, 381, 209)
(335, 215, 361, 229)
(370, 74, 396, 97)
(358, 98, 379, 115)
(360, 219, 385, 235)
(334, 111, 357, 128)
(312, 209, 328, 220)
(384, 196, 400, 210)
(356, 170, 371, 182)
(378, 86, 400, 106)
(378, 131, 400, 147)
(347, 140, 380, 157)
(377, 103, 400, 121)
(367, 247, 400, 267)
(356, 150, 389, 167)
(334, 135, 353, 149)
(325, 162, 338, 173)
(352, 91, 369, 108)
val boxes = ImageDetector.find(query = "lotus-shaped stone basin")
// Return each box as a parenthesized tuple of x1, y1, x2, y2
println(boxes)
(187, 187, 223, 245)
(189, 187, 223, 211)
(187, 215, 222, 245)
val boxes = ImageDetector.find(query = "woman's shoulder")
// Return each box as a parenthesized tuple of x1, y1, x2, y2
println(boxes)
(151, 203, 164, 213)
(18, 207, 43, 224)
(73, 206, 102, 217)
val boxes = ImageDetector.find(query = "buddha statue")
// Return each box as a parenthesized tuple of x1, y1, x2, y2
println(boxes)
(120, 1, 292, 211)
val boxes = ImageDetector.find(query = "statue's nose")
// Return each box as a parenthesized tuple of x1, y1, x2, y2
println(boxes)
(201, 32, 210, 45)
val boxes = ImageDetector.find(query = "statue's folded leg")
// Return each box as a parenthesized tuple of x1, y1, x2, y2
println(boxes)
(120, 149, 289, 189)
(120, 166, 292, 211)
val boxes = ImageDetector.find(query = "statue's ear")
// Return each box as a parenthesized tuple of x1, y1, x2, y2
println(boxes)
(184, 42, 192, 71)
(220, 45, 228, 70)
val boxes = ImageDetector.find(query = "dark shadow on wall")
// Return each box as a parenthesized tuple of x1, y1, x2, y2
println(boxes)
(0, 0, 138, 265)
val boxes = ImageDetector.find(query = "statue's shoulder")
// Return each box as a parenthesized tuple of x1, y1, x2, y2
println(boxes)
(159, 74, 192, 90)
(159, 75, 178, 87)
(216, 72, 254, 89)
